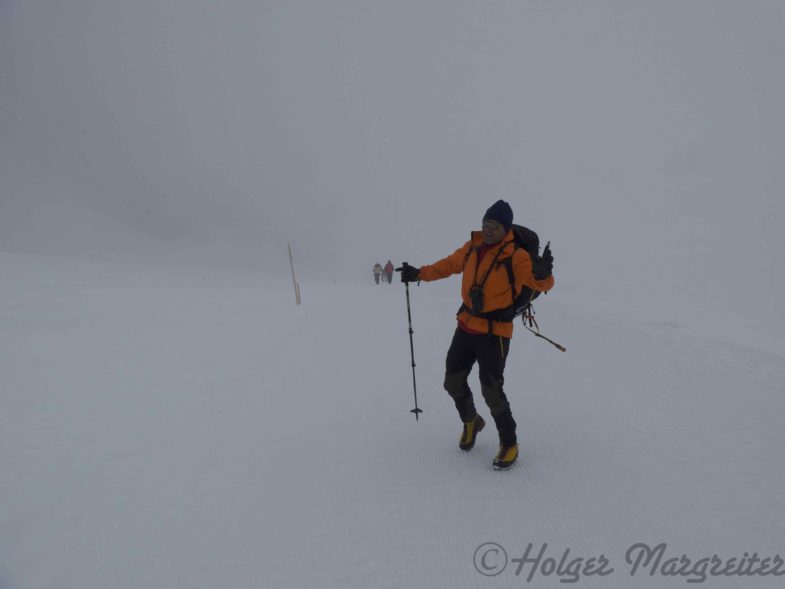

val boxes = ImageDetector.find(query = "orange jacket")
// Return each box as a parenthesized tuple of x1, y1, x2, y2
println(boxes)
(419, 230, 555, 338)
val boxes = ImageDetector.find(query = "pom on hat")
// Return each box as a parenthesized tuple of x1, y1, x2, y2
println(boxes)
(483, 199, 513, 231)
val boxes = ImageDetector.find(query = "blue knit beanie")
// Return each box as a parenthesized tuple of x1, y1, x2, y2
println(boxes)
(483, 199, 513, 231)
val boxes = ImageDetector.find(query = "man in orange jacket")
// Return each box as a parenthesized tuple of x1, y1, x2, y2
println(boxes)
(397, 200, 554, 470)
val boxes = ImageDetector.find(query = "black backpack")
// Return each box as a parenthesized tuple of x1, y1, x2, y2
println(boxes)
(503, 224, 543, 317)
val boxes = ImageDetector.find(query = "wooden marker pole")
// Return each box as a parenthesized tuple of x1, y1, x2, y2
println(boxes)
(288, 243, 301, 305)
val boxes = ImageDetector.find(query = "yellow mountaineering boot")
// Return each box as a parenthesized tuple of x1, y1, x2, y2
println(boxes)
(493, 444, 519, 470)
(459, 414, 486, 451)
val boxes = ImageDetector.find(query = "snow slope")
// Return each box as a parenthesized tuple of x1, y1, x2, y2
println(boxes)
(1, 253, 783, 588)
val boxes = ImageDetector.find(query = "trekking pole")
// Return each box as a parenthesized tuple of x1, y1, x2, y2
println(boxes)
(522, 308, 567, 352)
(399, 262, 423, 420)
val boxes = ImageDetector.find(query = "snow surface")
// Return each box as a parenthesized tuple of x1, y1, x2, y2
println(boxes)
(2, 253, 783, 588)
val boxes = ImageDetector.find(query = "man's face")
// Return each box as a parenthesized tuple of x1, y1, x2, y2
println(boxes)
(482, 219, 506, 245)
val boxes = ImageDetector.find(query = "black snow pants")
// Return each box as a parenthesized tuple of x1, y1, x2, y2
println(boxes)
(443, 326, 517, 446)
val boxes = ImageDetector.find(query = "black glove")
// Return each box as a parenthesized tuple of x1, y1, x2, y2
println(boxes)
(395, 263, 421, 284)
(532, 243, 554, 280)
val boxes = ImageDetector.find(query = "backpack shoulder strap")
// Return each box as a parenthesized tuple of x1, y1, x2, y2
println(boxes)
(502, 256, 516, 302)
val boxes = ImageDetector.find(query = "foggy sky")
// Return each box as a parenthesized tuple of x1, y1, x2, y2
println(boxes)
(1, 1, 784, 325)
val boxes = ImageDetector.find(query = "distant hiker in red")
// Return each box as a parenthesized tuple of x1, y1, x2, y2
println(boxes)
(384, 260, 394, 285)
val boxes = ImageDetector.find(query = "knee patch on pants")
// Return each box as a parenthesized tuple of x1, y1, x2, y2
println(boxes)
(444, 370, 470, 398)
(479, 375, 510, 416)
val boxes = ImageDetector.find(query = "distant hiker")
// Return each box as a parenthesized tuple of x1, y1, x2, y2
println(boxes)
(373, 262, 383, 285)
(384, 260, 394, 284)
(397, 200, 554, 470)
